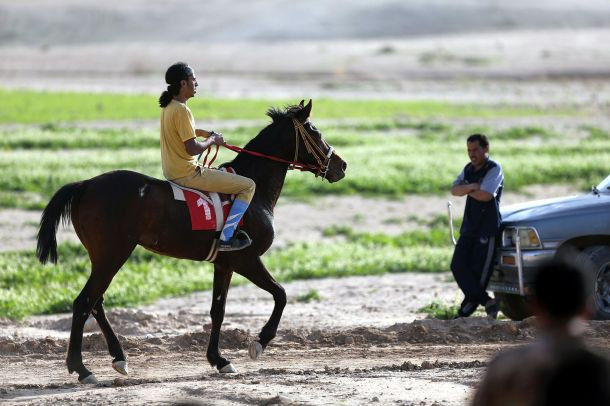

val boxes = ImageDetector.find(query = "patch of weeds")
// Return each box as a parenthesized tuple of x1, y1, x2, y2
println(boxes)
(406, 214, 423, 223)
(425, 214, 453, 229)
(417, 301, 459, 320)
(580, 125, 609, 141)
(39, 122, 59, 132)
(377, 45, 396, 54)
(322, 225, 353, 237)
(0, 191, 46, 210)
(296, 289, 322, 303)
(419, 50, 457, 65)
(494, 126, 555, 140)
(407, 121, 451, 132)
(418, 50, 492, 67)
(461, 56, 494, 66)
(381, 217, 404, 225)
(351, 213, 365, 224)
(441, 273, 456, 283)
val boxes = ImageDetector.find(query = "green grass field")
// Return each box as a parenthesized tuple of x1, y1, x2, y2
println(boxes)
(0, 227, 453, 319)
(1, 120, 608, 209)
(0, 88, 573, 124)
(0, 89, 607, 318)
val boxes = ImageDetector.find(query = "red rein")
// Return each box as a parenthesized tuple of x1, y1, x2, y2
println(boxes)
(200, 143, 320, 173)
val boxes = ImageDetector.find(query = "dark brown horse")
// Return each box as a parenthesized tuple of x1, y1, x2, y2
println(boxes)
(36, 100, 347, 383)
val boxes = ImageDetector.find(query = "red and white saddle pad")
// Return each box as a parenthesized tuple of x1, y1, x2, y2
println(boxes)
(169, 182, 231, 232)
(167, 167, 244, 262)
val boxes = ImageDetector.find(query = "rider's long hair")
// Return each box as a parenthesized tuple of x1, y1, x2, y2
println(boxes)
(159, 83, 181, 108)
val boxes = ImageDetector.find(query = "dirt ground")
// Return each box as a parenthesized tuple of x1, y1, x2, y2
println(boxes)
(1, 270, 609, 406)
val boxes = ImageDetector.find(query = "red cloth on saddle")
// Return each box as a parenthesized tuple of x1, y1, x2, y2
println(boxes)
(183, 191, 225, 230)
(181, 167, 244, 231)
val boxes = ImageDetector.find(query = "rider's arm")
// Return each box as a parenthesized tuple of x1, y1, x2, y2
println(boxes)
(184, 134, 224, 156)
(195, 129, 216, 138)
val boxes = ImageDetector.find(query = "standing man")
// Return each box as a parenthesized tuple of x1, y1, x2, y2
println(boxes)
(159, 62, 256, 251)
(450, 133, 503, 318)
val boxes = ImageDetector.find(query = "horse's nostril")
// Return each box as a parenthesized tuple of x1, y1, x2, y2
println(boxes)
(342, 162, 347, 171)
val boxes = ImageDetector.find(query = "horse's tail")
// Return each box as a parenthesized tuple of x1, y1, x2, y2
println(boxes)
(37, 181, 85, 264)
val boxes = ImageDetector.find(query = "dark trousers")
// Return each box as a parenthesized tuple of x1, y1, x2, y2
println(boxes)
(450, 234, 496, 309)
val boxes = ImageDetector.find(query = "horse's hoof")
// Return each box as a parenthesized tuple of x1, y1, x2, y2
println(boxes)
(219, 363, 237, 373)
(79, 374, 99, 384)
(112, 360, 129, 376)
(248, 341, 263, 360)
(83, 316, 98, 332)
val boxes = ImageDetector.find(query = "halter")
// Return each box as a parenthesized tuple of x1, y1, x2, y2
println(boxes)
(200, 119, 335, 179)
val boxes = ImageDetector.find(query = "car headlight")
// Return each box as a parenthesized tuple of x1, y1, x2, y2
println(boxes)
(502, 227, 542, 249)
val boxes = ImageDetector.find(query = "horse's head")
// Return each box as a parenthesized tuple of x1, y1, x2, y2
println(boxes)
(266, 99, 346, 183)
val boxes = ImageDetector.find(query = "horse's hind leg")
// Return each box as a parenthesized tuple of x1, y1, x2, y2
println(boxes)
(235, 257, 286, 360)
(92, 296, 128, 375)
(206, 264, 235, 372)
(66, 251, 133, 383)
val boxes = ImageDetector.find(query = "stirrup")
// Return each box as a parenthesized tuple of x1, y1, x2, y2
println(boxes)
(218, 230, 252, 252)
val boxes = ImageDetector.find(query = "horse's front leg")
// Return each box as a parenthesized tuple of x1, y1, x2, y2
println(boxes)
(206, 265, 235, 373)
(236, 256, 286, 360)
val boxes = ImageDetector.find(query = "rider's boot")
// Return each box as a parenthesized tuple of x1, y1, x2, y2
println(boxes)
(218, 199, 252, 251)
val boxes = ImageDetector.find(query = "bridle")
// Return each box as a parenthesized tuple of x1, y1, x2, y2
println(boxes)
(200, 118, 336, 179)
(290, 118, 335, 178)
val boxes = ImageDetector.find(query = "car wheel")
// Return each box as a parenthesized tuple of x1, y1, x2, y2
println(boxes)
(495, 292, 532, 321)
(575, 245, 610, 320)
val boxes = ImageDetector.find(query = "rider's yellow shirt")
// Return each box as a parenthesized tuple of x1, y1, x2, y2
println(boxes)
(160, 99, 198, 180)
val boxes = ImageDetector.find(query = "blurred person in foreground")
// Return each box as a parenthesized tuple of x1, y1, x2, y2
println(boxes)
(450, 133, 503, 318)
(472, 260, 610, 406)
(159, 62, 255, 251)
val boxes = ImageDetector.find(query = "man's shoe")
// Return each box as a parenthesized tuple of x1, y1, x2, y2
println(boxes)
(485, 299, 500, 319)
(217, 230, 252, 252)
(454, 301, 477, 319)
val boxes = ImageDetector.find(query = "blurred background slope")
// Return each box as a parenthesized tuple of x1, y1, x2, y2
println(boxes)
(0, 0, 608, 103)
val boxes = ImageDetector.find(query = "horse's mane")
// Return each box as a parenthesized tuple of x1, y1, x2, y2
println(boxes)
(266, 104, 302, 123)
(232, 104, 303, 159)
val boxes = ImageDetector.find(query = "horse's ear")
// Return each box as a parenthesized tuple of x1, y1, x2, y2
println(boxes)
(299, 99, 305, 107)
(296, 99, 313, 122)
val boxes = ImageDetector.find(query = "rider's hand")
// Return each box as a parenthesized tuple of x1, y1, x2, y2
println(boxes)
(211, 132, 226, 146)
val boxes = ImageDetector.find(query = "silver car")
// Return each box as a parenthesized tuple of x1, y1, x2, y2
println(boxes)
(488, 174, 610, 320)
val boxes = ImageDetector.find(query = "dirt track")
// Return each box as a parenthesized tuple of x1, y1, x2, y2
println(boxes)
(2, 272, 610, 405)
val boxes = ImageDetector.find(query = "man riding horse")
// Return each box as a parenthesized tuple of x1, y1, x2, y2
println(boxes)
(159, 62, 254, 251)
(37, 82, 347, 383)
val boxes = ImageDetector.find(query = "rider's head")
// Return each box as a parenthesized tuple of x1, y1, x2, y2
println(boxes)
(158, 62, 197, 107)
